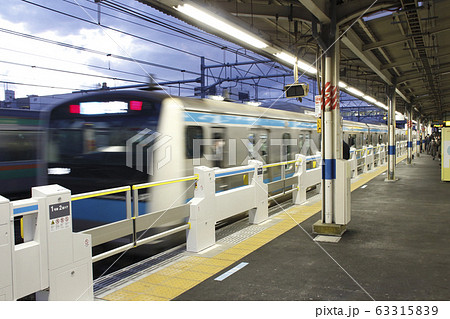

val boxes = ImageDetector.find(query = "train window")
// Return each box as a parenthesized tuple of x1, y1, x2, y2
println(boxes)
(259, 134, 268, 163)
(186, 126, 204, 159)
(305, 133, 311, 156)
(298, 134, 304, 154)
(212, 132, 225, 168)
(247, 133, 256, 159)
(282, 133, 292, 160)
(0, 131, 39, 162)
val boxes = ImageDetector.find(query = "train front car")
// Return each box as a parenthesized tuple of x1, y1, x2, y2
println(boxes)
(46, 90, 164, 229)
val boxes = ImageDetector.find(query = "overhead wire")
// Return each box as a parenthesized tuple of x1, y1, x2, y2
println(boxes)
(6, 0, 293, 97)
(22, 0, 290, 85)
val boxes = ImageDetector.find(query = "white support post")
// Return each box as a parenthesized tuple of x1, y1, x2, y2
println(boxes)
(32, 185, 93, 301)
(248, 160, 268, 224)
(293, 154, 307, 205)
(186, 166, 216, 253)
(349, 148, 357, 178)
(366, 146, 374, 171)
(407, 106, 413, 164)
(2, 185, 93, 301)
(0, 196, 13, 301)
(386, 86, 397, 181)
(363, 146, 368, 174)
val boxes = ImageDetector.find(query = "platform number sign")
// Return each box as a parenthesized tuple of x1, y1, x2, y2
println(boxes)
(49, 202, 70, 232)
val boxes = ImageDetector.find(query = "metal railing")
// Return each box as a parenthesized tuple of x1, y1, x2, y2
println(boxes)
(76, 176, 198, 262)
(73, 143, 400, 260)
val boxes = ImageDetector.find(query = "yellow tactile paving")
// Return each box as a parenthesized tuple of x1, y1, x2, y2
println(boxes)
(103, 290, 138, 301)
(154, 267, 185, 277)
(150, 286, 185, 299)
(102, 157, 408, 301)
(213, 252, 242, 261)
(171, 270, 212, 281)
(140, 274, 169, 285)
(122, 282, 155, 293)
(163, 278, 198, 290)
(130, 295, 168, 301)
(189, 264, 223, 274)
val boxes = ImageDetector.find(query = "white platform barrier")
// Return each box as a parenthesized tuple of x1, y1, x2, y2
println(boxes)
(292, 154, 322, 205)
(0, 185, 93, 301)
(187, 160, 268, 253)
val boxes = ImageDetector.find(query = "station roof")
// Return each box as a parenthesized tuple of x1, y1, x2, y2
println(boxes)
(137, 0, 450, 121)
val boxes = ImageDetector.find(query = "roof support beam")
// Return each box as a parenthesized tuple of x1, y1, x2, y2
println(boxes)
(298, 0, 330, 24)
(220, 3, 312, 22)
(341, 29, 410, 103)
(398, 64, 450, 84)
(363, 21, 450, 51)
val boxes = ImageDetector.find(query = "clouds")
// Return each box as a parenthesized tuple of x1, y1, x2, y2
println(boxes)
(0, 0, 98, 36)
(0, 0, 294, 102)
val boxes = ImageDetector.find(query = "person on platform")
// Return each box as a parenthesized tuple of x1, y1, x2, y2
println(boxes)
(343, 140, 350, 160)
(430, 138, 438, 160)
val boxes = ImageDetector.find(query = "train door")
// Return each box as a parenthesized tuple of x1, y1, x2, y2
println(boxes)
(247, 129, 270, 182)
(211, 127, 227, 168)
(282, 132, 296, 180)
(248, 129, 269, 164)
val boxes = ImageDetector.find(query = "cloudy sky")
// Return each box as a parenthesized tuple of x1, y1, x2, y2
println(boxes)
(0, 0, 299, 104)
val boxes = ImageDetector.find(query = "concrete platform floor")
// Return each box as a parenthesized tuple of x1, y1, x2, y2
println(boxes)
(174, 154, 450, 301)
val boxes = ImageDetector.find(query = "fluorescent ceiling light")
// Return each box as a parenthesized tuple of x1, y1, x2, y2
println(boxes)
(363, 95, 377, 104)
(175, 4, 267, 49)
(207, 95, 225, 101)
(339, 81, 348, 88)
(297, 60, 317, 74)
(274, 52, 296, 65)
(246, 101, 262, 106)
(273, 52, 316, 74)
(375, 101, 387, 110)
(346, 87, 364, 97)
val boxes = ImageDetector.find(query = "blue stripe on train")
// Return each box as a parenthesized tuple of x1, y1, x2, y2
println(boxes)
(184, 111, 316, 129)
(71, 198, 147, 223)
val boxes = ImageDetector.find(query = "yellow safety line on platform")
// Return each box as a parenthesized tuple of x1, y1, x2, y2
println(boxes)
(102, 156, 407, 301)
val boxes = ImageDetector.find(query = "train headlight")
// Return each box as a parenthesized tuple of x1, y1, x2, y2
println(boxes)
(48, 168, 71, 175)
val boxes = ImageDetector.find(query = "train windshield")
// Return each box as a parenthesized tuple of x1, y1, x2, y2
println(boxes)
(47, 96, 161, 193)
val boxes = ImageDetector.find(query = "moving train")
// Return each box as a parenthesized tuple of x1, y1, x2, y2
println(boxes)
(1, 90, 410, 222)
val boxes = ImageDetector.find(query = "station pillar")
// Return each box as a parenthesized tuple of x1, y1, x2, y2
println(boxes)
(313, 19, 351, 236)
(407, 105, 413, 164)
(386, 86, 397, 182)
(417, 117, 421, 156)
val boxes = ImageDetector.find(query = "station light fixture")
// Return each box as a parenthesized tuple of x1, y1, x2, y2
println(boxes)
(375, 101, 388, 110)
(346, 87, 365, 97)
(246, 101, 262, 106)
(207, 95, 225, 101)
(273, 52, 317, 74)
(362, 95, 377, 104)
(172, 3, 407, 120)
(297, 60, 317, 74)
(338, 81, 348, 88)
(174, 4, 268, 49)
